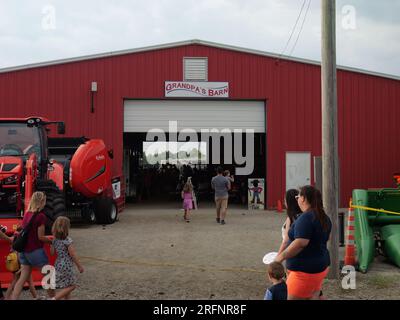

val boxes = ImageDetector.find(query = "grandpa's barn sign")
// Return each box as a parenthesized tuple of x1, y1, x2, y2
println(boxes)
(165, 81, 229, 98)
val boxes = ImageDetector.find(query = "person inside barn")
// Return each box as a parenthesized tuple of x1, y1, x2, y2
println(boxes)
(181, 178, 194, 222)
(211, 167, 231, 225)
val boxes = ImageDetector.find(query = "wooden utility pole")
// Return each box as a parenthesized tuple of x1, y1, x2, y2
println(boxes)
(321, 0, 339, 279)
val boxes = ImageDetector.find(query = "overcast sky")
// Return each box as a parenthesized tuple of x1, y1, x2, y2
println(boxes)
(0, 0, 399, 76)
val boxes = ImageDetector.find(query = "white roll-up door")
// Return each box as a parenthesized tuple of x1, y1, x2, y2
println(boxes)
(124, 100, 265, 133)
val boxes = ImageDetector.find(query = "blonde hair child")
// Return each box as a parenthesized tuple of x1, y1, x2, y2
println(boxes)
(50, 216, 84, 300)
(181, 179, 194, 222)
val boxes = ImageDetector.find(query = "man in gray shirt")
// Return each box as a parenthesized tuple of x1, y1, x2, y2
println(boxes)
(211, 167, 231, 225)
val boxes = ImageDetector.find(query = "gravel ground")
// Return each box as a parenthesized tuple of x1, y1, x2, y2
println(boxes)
(17, 202, 400, 300)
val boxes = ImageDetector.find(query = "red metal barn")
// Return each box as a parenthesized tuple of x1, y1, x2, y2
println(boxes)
(0, 40, 399, 208)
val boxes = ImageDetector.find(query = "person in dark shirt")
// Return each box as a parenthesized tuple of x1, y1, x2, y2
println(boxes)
(264, 262, 287, 300)
(275, 185, 331, 300)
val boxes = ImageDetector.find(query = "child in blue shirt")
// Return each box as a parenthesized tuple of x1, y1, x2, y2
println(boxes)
(264, 261, 287, 300)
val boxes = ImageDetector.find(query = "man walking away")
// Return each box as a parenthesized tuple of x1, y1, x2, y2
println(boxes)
(211, 167, 231, 225)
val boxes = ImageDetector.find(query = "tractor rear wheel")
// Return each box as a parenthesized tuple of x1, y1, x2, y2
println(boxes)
(36, 179, 66, 233)
(82, 208, 97, 224)
(94, 197, 117, 225)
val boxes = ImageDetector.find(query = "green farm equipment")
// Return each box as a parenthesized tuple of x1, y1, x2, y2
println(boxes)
(352, 174, 400, 272)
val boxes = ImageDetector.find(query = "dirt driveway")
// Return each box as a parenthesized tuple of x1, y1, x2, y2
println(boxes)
(19, 203, 400, 300)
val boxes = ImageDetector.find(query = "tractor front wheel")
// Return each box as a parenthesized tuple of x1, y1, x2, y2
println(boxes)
(94, 197, 117, 225)
(36, 179, 66, 233)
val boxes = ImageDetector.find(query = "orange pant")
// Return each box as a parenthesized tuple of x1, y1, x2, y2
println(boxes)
(286, 268, 329, 299)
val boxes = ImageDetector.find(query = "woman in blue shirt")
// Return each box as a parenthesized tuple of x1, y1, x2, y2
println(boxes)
(275, 185, 332, 300)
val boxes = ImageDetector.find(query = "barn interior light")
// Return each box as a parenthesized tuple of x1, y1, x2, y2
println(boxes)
(91, 81, 97, 113)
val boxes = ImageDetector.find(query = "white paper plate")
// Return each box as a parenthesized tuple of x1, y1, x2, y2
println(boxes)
(262, 252, 278, 264)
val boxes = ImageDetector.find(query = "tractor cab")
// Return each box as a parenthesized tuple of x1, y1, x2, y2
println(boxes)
(0, 117, 64, 217)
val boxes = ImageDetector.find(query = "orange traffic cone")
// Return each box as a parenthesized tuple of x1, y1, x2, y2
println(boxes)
(344, 200, 356, 266)
(277, 200, 283, 213)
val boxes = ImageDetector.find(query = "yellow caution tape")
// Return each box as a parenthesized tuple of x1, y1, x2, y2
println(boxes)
(351, 204, 400, 216)
(79, 255, 265, 274)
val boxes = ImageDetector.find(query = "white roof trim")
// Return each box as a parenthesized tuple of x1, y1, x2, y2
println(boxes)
(0, 39, 399, 81)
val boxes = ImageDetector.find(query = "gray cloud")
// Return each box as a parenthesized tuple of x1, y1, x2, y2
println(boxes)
(0, 0, 399, 76)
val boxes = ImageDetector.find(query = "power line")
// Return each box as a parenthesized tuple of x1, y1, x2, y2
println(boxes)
(288, 0, 312, 57)
(279, 0, 307, 58)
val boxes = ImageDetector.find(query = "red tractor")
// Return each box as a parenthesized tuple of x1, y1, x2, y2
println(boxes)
(0, 116, 122, 228)
(0, 116, 123, 286)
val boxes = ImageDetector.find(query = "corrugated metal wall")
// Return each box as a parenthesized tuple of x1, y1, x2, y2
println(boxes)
(123, 100, 265, 132)
(0, 44, 399, 208)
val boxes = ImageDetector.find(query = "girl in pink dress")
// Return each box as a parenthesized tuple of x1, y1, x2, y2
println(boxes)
(181, 181, 194, 222)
